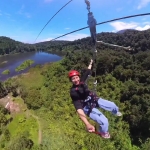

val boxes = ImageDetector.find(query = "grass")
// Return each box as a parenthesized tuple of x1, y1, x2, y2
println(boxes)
(7, 112, 39, 144)
(0, 94, 40, 146)
(2, 69, 10, 75)
(2, 64, 51, 146)
(15, 59, 34, 72)
(16, 64, 48, 89)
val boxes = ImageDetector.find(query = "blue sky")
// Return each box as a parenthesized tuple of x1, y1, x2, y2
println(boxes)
(0, 0, 150, 44)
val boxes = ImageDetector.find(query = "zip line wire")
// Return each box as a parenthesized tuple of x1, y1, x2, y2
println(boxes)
(49, 12, 150, 41)
(34, 0, 73, 43)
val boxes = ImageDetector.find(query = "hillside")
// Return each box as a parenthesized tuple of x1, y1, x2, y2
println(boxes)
(0, 36, 71, 55)
(0, 36, 37, 55)
(117, 29, 137, 34)
(0, 29, 150, 56)
(35, 29, 150, 53)
(0, 43, 150, 149)
(0, 29, 150, 149)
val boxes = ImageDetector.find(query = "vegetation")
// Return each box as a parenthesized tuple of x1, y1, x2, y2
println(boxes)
(0, 28, 150, 149)
(15, 60, 34, 72)
(2, 70, 10, 75)
(34, 29, 150, 53)
(0, 36, 70, 55)
(1, 29, 150, 56)
(0, 36, 37, 55)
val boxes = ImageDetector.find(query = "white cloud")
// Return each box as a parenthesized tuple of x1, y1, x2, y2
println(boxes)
(18, 5, 31, 18)
(116, 7, 123, 12)
(137, 0, 150, 9)
(4, 13, 11, 16)
(143, 21, 150, 25)
(25, 13, 31, 18)
(40, 37, 53, 42)
(136, 25, 150, 30)
(65, 28, 70, 30)
(59, 33, 89, 41)
(2, 13, 11, 18)
(39, 33, 89, 43)
(44, 0, 53, 3)
(110, 21, 138, 31)
(110, 21, 150, 31)
(19, 5, 25, 14)
(10, 35, 20, 38)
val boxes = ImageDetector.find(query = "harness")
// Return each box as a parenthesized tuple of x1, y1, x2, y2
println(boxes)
(74, 82, 99, 116)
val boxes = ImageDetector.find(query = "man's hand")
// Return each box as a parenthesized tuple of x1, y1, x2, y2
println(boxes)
(90, 59, 93, 65)
(88, 59, 94, 70)
(86, 123, 95, 132)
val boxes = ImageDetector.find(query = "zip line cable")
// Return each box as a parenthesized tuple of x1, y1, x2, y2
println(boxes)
(84, 0, 98, 92)
(34, 0, 73, 43)
(50, 12, 150, 41)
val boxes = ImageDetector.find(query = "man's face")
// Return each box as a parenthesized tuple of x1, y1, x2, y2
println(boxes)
(71, 75, 80, 85)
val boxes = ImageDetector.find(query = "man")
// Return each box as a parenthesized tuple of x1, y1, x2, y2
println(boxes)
(69, 59, 122, 138)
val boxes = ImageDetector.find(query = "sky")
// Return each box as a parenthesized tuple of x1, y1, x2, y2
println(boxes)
(0, 0, 150, 44)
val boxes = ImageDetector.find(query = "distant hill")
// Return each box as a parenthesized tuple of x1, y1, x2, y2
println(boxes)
(0, 36, 37, 55)
(0, 28, 150, 55)
(38, 28, 149, 53)
(117, 29, 138, 34)
(0, 36, 71, 55)
(0, 36, 21, 44)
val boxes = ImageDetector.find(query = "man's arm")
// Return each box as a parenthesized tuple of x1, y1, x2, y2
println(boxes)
(77, 109, 95, 132)
(77, 109, 91, 126)
(80, 59, 94, 82)
(72, 100, 95, 132)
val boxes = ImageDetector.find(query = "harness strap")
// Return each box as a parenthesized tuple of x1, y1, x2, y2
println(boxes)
(87, 104, 95, 116)
(87, 12, 97, 46)
(87, 98, 99, 116)
(75, 84, 98, 116)
(85, 0, 97, 93)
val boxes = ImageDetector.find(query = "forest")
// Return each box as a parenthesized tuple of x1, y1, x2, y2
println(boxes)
(0, 28, 150, 150)
(34, 29, 150, 54)
(0, 36, 70, 55)
(0, 29, 150, 55)
(0, 36, 37, 55)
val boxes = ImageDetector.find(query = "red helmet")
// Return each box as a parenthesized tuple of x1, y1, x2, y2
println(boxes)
(68, 70, 80, 78)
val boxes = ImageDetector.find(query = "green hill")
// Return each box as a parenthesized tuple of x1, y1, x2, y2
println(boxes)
(0, 28, 150, 149)
(0, 36, 37, 55)
(1, 29, 150, 56)
(34, 29, 150, 53)
(0, 47, 150, 149)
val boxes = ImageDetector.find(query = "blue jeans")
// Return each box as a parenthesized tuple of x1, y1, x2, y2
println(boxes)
(83, 97, 120, 133)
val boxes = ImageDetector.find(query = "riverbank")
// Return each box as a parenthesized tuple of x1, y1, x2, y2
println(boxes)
(1, 61, 8, 64)
(0, 51, 62, 81)
(1, 62, 54, 82)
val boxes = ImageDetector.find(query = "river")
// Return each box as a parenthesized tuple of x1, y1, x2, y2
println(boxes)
(0, 51, 63, 81)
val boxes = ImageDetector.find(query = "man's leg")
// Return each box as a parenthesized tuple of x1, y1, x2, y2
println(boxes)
(83, 106, 110, 138)
(97, 98, 122, 116)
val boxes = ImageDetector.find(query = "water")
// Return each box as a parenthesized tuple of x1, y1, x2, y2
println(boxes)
(0, 51, 62, 81)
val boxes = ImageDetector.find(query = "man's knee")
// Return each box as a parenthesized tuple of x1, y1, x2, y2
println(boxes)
(97, 115, 109, 126)
(111, 101, 115, 106)
(102, 117, 109, 126)
(110, 101, 117, 108)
